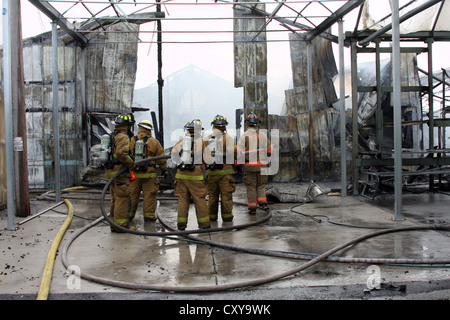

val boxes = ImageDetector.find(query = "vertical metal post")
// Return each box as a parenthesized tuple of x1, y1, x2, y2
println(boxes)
(52, 21, 61, 202)
(427, 41, 434, 150)
(351, 40, 359, 195)
(338, 19, 347, 196)
(156, 0, 164, 148)
(375, 40, 384, 150)
(2, 0, 17, 230)
(81, 48, 87, 168)
(443, 69, 447, 153)
(307, 42, 314, 178)
(391, 0, 403, 220)
(427, 39, 435, 190)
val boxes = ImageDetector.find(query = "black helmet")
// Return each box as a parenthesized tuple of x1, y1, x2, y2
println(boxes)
(184, 119, 203, 131)
(211, 115, 228, 127)
(245, 112, 261, 125)
(115, 113, 135, 126)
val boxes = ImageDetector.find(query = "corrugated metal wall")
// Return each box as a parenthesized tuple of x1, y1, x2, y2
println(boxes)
(85, 23, 139, 113)
(0, 21, 140, 190)
(270, 33, 339, 181)
(22, 32, 84, 189)
(233, 0, 269, 129)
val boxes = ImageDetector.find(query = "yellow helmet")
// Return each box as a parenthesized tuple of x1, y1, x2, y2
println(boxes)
(114, 113, 135, 126)
(211, 115, 228, 127)
(184, 119, 203, 131)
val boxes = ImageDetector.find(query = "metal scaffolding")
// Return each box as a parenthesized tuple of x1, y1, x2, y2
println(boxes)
(2, 0, 450, 223)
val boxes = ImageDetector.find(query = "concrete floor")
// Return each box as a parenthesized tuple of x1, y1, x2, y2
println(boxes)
(0, 181, 449, 301)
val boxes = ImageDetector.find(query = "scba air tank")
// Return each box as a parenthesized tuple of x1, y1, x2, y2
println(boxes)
(208, 137, 217, 157)
(135, 139, 145, 162)
(181, 135, 192, 164)
(100, 134, 111, 163)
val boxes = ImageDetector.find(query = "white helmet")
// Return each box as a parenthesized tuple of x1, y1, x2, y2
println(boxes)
(138, 120, 153, 131)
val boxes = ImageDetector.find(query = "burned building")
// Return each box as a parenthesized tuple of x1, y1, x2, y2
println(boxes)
(1, 12, 162, 193)
(1, 0, 450, 221)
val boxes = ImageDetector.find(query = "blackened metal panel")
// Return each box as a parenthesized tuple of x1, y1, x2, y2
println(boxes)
(295, 109, 337, 179)
(268, 114, 301, 181)
(234, 0, 268, 129)
(289, 32, 338, 109)
(85, 23, 139, 113)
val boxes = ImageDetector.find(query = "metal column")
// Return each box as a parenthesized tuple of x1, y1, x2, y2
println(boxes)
(426, 39, 435, 190)
(339, 19, 347, 196)
(2, 0, 17, 230)
(156, 0, 164, 148)
(375, 40, 384, 149)
(52, 21, 61, 202)
(391, 0, 404, 220)
(307, 42, 314, 178)
(351, 40, 359, 195)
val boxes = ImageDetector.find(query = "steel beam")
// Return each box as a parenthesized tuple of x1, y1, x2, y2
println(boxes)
(391, 0, 403, 220)
(229, 0, 340, 44)
(304, 0, 366, 42)
(307, 42, 314, 178)
(339, 19, 347, 196)
(351, 40, 359, 196)
(52, 22, 61, 202)
(28, 0, 89, 46)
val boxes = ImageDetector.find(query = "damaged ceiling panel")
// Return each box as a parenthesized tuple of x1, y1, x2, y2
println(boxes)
(359, 0, 450, 34)
(234, 0, 269, 129)
(85, 22, 140, 113)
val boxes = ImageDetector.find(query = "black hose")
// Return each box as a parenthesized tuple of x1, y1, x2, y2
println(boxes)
(58, 155, 450, 292)
(157, 211, 450, 266)
(61, 213, 450, 293)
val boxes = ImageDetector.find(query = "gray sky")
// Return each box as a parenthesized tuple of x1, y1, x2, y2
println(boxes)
(3, 0, 450, 116)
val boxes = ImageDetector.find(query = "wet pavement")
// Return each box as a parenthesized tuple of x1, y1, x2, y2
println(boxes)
(0, 181, 449, 300)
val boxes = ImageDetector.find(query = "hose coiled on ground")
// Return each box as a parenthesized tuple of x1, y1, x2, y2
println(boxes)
(58, 156, 450, 293)
(61, 213, 450, 293)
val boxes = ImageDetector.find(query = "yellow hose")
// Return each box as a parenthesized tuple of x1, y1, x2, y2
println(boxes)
(63, 186, 89, 191)
(36, 198, 74, 300)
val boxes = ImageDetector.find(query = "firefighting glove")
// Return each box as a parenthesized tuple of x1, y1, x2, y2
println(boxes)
(128, 162, 137, 172)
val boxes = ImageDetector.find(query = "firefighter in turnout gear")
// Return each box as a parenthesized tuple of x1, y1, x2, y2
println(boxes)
(171, 119, 210, 230)
(129, 120, 167, 222)
(106, 113, 137, 232)
(204, 115, 236, 222)
(237, 112, 273, 214)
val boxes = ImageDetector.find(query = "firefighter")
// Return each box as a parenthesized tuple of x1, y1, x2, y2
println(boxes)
(204, 115, 236, 222)
(106, 113, 137, 232)
(129, 120, 167, 222)
(237, 112, 273, 214)
(171, 119, 210, 231)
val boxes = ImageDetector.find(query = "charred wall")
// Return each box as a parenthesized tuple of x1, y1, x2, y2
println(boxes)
(1, 21, 140, 190)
